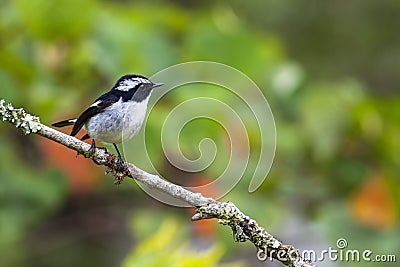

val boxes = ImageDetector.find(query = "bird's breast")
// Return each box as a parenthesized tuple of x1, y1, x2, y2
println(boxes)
(85, 97, 150, 144)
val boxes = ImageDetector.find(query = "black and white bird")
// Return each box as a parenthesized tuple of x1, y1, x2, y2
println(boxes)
(52, 74, 163, 167)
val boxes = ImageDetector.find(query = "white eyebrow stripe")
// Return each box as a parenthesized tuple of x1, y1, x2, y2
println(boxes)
(116, 77, 151, 91)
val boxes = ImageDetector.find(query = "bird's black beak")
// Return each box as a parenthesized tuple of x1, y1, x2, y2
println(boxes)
(152, 82, 164, 88)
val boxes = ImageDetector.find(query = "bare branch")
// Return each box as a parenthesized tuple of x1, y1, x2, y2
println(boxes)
(0, 99, 316, 267)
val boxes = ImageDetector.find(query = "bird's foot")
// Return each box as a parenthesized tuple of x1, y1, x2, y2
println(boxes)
(115, 155, 125, 171)
(82, 140, 96, 158)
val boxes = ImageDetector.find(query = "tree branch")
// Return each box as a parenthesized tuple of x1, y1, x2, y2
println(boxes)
(0, 99, 315, 267)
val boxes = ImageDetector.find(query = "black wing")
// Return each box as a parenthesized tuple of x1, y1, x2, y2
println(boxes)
(70, 92, 120, 136)
(52, 118, 77, 127)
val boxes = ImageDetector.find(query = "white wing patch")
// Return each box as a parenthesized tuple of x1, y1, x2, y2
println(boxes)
(90, 100, 102, 107)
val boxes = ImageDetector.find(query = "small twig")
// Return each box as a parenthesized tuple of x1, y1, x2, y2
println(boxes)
(0, 99, 315, 267)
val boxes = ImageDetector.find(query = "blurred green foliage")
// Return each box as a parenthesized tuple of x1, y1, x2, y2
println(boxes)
(123, 217, 243, 267)
(0, 1, 399, 267)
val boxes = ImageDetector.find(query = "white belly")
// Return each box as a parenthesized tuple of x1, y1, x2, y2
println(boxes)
(85, 97, 149, 144)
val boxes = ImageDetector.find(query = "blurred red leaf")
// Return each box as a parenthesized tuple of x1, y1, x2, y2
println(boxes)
(39, 136, 103, 194)
(189, 176, 218, 239)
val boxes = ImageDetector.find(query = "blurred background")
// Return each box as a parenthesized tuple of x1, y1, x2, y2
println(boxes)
(0, 0, 399, 266)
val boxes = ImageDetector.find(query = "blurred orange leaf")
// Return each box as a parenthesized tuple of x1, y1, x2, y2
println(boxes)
(349, 175, 397, 230)
(39, 136, 103, 194)
(190, 176, 218, 239)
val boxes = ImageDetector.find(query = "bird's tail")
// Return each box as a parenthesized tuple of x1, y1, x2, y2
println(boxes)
(52, 118, 77, 127)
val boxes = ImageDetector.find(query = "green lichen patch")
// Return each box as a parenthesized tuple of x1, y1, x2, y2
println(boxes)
(0, 99, 42, 134)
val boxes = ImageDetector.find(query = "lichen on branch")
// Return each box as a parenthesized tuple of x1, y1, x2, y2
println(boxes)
(0, 99, 42, 134)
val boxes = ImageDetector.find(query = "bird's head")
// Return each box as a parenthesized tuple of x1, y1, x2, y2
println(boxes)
(112, 74, 163, 102)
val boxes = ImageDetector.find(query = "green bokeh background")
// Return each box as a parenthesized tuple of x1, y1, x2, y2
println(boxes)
(0, 1, 399, 266)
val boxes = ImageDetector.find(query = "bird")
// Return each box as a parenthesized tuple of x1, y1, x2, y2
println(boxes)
(52, 74, 163, 169)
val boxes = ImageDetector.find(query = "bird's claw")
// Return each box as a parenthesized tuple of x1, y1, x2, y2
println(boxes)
(115, 155, 125, 171)
(82, 146, 95, 158)
(82, 141, 96, 158)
